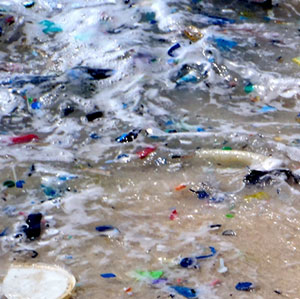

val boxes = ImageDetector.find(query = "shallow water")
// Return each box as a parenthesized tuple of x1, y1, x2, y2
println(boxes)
(1, 0, 300, 298)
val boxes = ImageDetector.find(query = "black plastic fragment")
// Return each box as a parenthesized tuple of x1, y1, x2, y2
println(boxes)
(23, 213, 42, 240)
(86, 111, 104, 122)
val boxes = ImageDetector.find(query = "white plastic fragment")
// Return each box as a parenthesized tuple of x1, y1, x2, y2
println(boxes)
(217, 258, 228, 273)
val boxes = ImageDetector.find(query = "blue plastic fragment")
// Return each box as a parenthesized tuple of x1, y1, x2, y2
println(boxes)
(170, 286, 197, 298)
(31, 102, 41, 109)
(259, 105, 277, 113)
(41, 185, 57, 197)
(90, 133, 100, 139)
(196, 190, 209, 199)
(206, 15, 235, 25)
(214, 38, 237, 51)
(235, 282, 254, 291)
(95, 225, 115, 232)
(197, 127, 205, 132)
(16, 180, 25, 188)
(0, 227, 8, 237)
(180, 257, 197, 268)
(115, 129, 140, 143)
(100, 273, 116, 278)
(196, 246, 217, 259)
(177, 74, 198, 84)
(117, 153, 129, 159)
(168, 43, 181, 57)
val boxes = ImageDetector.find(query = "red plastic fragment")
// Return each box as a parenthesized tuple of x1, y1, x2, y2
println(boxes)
(210, 279, 222, 287)
(175, 184, 186, 191)
(136, 147, 156, 159)
(11, 134, 39, 145)
(169, 209, 178, 220)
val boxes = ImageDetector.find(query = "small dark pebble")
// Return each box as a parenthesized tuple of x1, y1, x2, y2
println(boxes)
(171, 155, 181, 159)
(86, 111, 103, 122)
(274, 290, 282, 295)
(63, 105, 74, 116)
(222, 230, 236, 236)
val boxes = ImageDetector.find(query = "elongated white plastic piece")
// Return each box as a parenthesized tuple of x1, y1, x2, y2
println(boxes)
(196, 149, 283, 170)
(3, 263, 76, 299)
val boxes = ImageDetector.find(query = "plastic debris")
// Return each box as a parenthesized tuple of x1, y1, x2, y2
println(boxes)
(16, 180, 25, 188)
(210, 224, 222, 230)
(222, 230, 236, 236)
(86, 111, 103, 122)
(136, 147, 156, 159)
(205, 15, 235, 25)
(222, 146, 232, 150)
(292, 57, 300, 66)
(235, 282, 255, 291)
(0, 227, 9, 237)
(100, 273, 116, 278)
(115, 129, 140, 143)
(225, 213, 234, 218)
(39, 20, 63, 34)
(217, 258, 228, 273)
(134, 270, 163, 280)
(259, 105, 277, 113)
(169, 209, 178, 220)
(190, 188, 209, 199)
(10, 134, 39, 145)
(23, 1, 35, 8)
(183, 25, 203, 42)
(22, 213, 42, 240)
(172, 63, 208, 85)
(13, 249, 38, 258)
(180, 246, 217, 268)
(170, 286, 197, 298)
(124, 287, 133, 295)
(95, 225, 120, 237)
(244, 191, 270, 202)
(3, 180, 15, 188)
(175, 184, 186, 191)
(213, 37, 237, 51)
(244, 83, 254, 93)
(168, 43, 181, 57)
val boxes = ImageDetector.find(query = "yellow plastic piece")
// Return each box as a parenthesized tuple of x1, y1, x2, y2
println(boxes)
(244, 191, 270, 203)
(183, 25, 203, 42)
(292, 57, 300, 66)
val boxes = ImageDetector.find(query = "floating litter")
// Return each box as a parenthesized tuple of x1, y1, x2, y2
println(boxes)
(3, 263, 76, 299)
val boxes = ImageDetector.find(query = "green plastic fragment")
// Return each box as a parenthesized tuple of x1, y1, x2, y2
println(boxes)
(27, 97, 33, 104)
(3, 180, 15, 188)
(226, 213, 234, 218)
(244, 83, 254, 94)
(222, 146, 232, 150)
(135, 270, 163, 280)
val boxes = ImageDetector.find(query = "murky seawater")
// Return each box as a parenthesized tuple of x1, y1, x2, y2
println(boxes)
(1, 0, 300, 298)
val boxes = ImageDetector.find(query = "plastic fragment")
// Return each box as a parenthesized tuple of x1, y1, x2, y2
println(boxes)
(16, 180, 25, 188)
(169, 209, 178, 220)
(136, 147, 156, 159)
(124, 287, 132, 295)
(100, 273, 116, 278)
(135, 270, 163, 280)
(10, 134, 39, 145)
(225, 213, 234, 218)
(180, 257, 197, 268)
(31, 101, 41, 110)
(39, 20, 62, 34)
(183, 25, 203, 42)
(244, 83, 254, 93)
(86, 111, 103, 122)
(222, 230, 236, 236)
(196, 246, 217, 259)
(115, 129, 140, 143)
(3, 180, 15, 188)
(0, 227, 8, 237)
(14, 249, 38, 258)
(292, 57, 300, 66)
(235, 282, 255, 291)
(259, 105, 277, 113)
(170, 286, 197, 298)
(190, 188, 209, 199)
(222, 146, 232, 150)
(175, 184, 186, 191)
(23, 213, 42, 240)
(205, 15, 235, 25)
(210, 224, 222, 230)
(23, 1, 35, 8)
(95, 225, 120, 237)
(244, 191, 270, 202)
(217, 258, 228, 273)
(214, 38, 237, 51)
(90, 133, 100, 139)
(168, 43, 181, 57)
